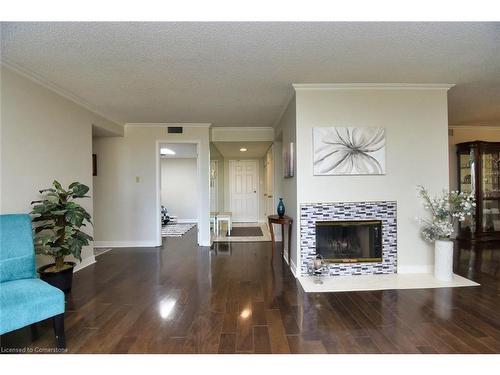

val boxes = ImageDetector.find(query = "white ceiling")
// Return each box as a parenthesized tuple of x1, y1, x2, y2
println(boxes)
(1, 22, 499, 127)
(213, 141, 272, 158)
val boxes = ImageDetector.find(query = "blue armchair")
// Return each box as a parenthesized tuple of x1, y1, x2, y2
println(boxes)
(0, 214, 66, 348)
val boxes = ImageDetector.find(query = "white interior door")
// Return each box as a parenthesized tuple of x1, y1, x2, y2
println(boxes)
(229, 160, 258, 222)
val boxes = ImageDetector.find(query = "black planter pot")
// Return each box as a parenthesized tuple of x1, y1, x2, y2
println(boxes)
(38, 262, 76, 294)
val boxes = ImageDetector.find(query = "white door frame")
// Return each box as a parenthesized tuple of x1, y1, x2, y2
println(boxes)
(210, 160, 219, 212)
(229, 159, 259, 222)
(155, 140, 203, 246)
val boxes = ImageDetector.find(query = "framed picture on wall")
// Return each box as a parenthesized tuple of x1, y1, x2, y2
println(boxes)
(313, 127, 386, 175)
(283, 142, 294, 178)
(92, 154, 97, 176)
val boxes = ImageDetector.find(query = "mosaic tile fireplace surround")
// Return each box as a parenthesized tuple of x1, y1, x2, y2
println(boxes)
(300, 201, 397, 276)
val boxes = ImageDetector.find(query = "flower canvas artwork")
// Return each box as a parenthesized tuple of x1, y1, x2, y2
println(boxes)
(313, 127, 386, 175)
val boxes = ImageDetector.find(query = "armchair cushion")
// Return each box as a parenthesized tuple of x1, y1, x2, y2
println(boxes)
(0, 214, 65, 336)
(0, 214, 36, 283)
(0, 278, 65, 335)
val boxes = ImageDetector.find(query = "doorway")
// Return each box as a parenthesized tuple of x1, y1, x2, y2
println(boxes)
(156, 141, 202, 246)
(229, 159, 259, 222)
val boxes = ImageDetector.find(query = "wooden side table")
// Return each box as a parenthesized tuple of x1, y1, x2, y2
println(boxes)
(268, 215, 293, 263)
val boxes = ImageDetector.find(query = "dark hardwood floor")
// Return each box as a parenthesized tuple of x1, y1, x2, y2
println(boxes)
(2, 230, 500, 354)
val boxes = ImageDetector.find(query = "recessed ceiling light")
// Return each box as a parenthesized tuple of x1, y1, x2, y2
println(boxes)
(240, 148, 247, 152)
(160, 148, 176, 155)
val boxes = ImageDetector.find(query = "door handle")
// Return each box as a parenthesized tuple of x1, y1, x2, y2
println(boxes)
(253, 190, 257, 193)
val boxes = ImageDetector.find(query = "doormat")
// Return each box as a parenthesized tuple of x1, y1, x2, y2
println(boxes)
(162, 223, 196, 237)
(227, 226, 263, 237)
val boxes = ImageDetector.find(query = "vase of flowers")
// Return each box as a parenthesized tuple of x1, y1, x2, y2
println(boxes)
(417, 186, 475, 281)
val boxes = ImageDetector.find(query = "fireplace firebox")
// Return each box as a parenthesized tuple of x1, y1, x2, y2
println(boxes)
(315, 220, 382, 263)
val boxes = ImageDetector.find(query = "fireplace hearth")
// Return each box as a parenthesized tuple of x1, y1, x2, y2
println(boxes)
(316, 220, 382, 263)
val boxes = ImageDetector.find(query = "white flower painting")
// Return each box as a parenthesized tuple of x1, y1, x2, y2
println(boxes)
(313, 127, 386, 175)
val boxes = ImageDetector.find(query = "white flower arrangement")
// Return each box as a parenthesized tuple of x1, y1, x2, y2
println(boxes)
(417, 185, 475, 243)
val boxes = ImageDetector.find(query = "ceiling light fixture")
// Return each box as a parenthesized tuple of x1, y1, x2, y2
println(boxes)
(240, 148, 247, 152)
(160, 148, 176, 155)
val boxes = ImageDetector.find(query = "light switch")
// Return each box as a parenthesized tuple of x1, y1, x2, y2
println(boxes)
(136, 176, 140, 183)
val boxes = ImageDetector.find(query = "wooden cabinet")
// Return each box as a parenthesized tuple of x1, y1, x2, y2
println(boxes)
(457, 141, 500, 242)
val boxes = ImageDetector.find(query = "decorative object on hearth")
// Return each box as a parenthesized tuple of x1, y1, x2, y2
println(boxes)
(31, 180, 93, 293)
(283, 142, 294, 178)
(313, 127, 386, 175)
(277, 198, 285, 217)
(417, 185, 475, 281)
(307, 255, 328, 284)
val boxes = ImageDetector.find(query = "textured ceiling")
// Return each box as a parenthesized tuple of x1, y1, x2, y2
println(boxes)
(1, 22, 500, 127)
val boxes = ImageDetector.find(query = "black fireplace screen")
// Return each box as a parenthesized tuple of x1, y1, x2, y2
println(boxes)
(315, 220, 382, 263)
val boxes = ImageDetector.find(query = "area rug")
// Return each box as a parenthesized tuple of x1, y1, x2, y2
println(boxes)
(162, 223, 196, 237)
(226, 226, 263, 237)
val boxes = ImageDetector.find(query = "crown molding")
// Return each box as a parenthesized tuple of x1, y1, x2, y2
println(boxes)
(125, 123, 212, 128)
(210, 126, 274, 142)
(1, 60, 124, 126)
(449, 124, 500, 130)
(292, 83, 455, 90)
(211, 126, 274, 132)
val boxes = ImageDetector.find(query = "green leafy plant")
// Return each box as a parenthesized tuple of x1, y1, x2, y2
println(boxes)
(31, 180, 93, 272)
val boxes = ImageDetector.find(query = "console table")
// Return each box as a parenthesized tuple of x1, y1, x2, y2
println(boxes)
(268, 215, 293, 263)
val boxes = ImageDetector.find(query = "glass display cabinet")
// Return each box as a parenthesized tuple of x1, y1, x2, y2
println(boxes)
(457, 141, 500, 242)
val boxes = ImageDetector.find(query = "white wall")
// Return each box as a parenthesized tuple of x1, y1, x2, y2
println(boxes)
(211, 127, 274, 142)
(448, 126, 500, 191)
(92, 125, 211, 247)
(1, 65, 122, 270)
(273, 142, 283, 212)
(294, 86, 450, 273)
(161, 157, 198, 221)
(274, 95, 297, 271)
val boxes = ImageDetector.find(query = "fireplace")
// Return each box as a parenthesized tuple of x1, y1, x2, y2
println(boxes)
(301, 201, 396, 276)
(316, 220, 383, 263)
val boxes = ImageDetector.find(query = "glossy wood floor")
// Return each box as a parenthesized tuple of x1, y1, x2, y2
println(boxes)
(2, 230, 500, 354)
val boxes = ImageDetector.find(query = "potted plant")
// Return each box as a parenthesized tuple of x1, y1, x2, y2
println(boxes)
(417, 185, 475, 281)
(31, 180, 93, 293)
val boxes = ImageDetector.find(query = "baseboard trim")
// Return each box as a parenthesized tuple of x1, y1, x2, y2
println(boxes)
(93, 241, 160, 248)
(176, 219, 198, 223)
(398, 265, 433, 274)
(283, 251, 298, 278)
(290, 259, 298, 278)
(73, 255, 96, 272)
